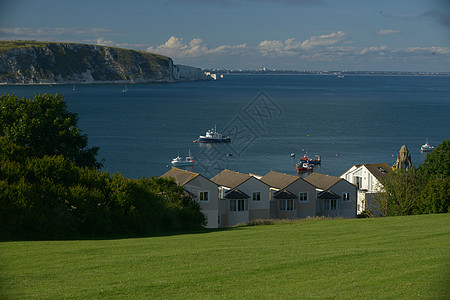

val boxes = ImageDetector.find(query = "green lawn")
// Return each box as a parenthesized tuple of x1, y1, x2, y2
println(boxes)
(1, 214, 449, 299)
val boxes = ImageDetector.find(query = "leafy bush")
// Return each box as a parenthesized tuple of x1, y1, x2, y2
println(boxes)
(0, 94, 205, 240)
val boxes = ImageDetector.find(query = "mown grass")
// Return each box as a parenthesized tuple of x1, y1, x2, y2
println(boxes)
(1, 214, 448, 299)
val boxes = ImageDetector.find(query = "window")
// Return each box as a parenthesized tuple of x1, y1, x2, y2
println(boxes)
(199, 191, 209, 202)
(280, 199, 295, 211)
(230, 199, 248, 211)
(218, 215, 221, 226)
(252, 191, 261, 201)
(324, 199, 337, 210)
(299, 192, 309, 202)
(343, 192, 351, 202)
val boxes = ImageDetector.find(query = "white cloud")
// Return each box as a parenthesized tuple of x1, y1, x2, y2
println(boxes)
(95, 38, 147, 49)
(375, 29, 402, 36)
(146, 36, 248, 58)
(300, 31, 348, 49)
(359, 45, 387, 55)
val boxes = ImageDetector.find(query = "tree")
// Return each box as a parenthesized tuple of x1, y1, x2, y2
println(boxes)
(377, 168, 422, 216)
(0, 93, 101, 169)
(418, 139, 450, 178)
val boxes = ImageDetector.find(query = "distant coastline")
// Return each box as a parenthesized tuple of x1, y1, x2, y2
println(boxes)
(204, 68, 450, 77)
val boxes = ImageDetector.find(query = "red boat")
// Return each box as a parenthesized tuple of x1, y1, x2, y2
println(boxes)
(299, 155, 321, 164)
(296, 161, 314, 173)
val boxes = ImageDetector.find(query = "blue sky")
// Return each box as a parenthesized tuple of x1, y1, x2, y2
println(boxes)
(1, 0, 449, 71)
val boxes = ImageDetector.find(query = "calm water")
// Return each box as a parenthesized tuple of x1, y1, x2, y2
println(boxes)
(2, 75, 449, 179)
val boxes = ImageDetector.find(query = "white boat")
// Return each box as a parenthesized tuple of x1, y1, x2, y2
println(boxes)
(196, 125, 231, 143)
(420, 140, 434, 152)
(122, 85, 128, 93)
(171, 150, 195, 166)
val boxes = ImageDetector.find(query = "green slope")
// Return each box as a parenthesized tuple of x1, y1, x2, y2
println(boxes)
(1, 214, 449, 299)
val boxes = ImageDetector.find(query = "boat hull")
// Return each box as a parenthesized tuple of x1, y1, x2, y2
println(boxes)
(171, 161, 194, 167)
(198, 137, 231, 143)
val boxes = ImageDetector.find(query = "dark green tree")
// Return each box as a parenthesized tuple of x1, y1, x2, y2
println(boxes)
(418, 139, 450, 178)
(0, 93, 101, 169)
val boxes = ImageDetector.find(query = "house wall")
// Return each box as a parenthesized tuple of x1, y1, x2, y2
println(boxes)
(218, 199, 228, 227)
(184, 176, 219, 228)
(319, 181, 357, 218)
(342, 166, 383, 193)
(237, 177, 270, 221)
(284, 179, 317, 219)
(228, 207, 249, 226)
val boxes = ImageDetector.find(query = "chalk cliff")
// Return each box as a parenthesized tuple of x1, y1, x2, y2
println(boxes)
(0, 41, 209, 84)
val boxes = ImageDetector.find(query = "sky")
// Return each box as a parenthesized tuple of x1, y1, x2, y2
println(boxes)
(1, 0, 450, 72)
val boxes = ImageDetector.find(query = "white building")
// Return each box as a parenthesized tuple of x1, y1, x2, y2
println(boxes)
(340, 163, 392, 215)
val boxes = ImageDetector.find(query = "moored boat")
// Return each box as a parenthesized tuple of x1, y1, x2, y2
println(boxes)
(420, 140, 434, 152)
(299, 154, 321, 164)
(197, 125, 231, 143)
(296, 161, 314, 173)
(171, 150, 195, 166)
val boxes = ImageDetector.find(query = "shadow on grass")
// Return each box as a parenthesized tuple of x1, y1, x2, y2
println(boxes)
(1, 216, 345, 242)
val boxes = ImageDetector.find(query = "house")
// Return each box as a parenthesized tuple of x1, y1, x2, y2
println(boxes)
(259, 171, 318, 219)
(304, 172, 357, 218)
(211, 169, 270, 227)
(340, 163, 392, 215)
(160, 168, 219, 228)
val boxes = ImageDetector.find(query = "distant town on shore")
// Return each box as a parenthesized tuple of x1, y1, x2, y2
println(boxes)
(204, 68, 450, 77)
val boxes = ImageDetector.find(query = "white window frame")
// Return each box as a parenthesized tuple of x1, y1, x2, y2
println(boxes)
(199, 190, 209, 202)
(230, 199, 248, 212)
(299, 192, 309, 203)
(324, 199, 337, 210)
(252, 191, 261, 202)
(279, 199, 295, 211)
(342, 192, 351, 202)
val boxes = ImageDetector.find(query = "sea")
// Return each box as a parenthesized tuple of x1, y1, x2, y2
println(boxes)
(1, 75, 449, 179)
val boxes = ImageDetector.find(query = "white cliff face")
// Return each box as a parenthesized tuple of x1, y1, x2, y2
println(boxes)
(174, 65, 209, 81)
(0, 42, 210, 84)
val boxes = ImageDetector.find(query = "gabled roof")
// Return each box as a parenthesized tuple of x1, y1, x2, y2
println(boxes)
(318, 190, 341, 200)
(273, 189, 297, 199)
(260, 171, 299, 189)
(211, 169, 252, 189)
(364, 163, 392, 182)
(305, 172, 343, 190)
(225, 188, 250, 199)
(160, 167, 200, 186)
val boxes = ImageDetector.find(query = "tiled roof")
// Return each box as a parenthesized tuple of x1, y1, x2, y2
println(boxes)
(211, 169, 252, 189)
(364, 163, 392, 182)
(318, 190, 341, 200)
(273, 189, 297, 199)
(305, 172, 343, 190)
(260, 171, 299, 189)
(160, 167, 200, 186)
(225, 188, 250, 199)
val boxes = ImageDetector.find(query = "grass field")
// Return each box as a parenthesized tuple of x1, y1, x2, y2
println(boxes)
(1, 214, 449, 299)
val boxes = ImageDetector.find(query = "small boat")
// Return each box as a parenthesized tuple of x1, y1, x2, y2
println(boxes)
(420, 140, 434, 152)
(171, 150, 195, 166)
(197, 125, 231, 143)
(338, 75, 344, 78)
(296, 161, 314, 173)
(299, 155, 321, 164)
(72, 85, 76, 91)
(290, 153, 295, 158)
(122, 85, 128, 93)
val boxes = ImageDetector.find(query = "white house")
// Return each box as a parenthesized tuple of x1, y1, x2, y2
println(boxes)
(340, 163, 392, 215)
(161, 168, 219, 228)
(259, 171, 318, 219)
(304, 172, 357, 219)
(211, 169, 271, 227)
